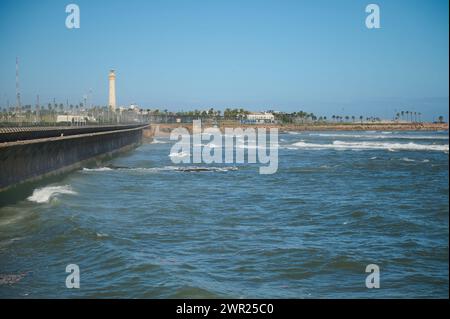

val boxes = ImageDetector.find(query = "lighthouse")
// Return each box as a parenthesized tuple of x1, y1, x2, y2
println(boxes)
(108, 70, 116, 111)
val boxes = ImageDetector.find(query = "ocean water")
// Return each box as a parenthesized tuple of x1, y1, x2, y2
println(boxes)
(0, 130, 448, 298)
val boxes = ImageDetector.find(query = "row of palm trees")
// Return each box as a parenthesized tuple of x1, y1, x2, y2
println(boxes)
(330, 115, 382, 123)
(395, 111, 422, 122)
(2, 103, 439, 125)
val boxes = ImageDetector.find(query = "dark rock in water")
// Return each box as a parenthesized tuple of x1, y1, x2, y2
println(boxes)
(176, 168, 211, 172)
(0, 272, 27, 285)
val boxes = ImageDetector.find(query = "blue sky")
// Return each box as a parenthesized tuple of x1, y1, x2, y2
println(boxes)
(0, 0, 448, 120)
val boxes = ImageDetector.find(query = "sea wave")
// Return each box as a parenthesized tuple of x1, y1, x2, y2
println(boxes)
(83, 165, 239, 173)
(168, 151, 190, 158)
(82, 167, 113, 172)
(400, 157, 430, 163)
(172, 166, 238, 172)
(150, 138, 168, 144)
(27, 185, 77, 203)
(291, 140, 449, 152)
(237, 144, 279, 149)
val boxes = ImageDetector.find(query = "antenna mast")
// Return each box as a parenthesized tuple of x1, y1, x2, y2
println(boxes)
(15, 57, 21, 112)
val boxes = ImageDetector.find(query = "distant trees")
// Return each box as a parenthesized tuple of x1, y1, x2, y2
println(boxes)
(223, 108, 249, 120)
(0, 98, 438, 127)
(395, 110, 423, 123)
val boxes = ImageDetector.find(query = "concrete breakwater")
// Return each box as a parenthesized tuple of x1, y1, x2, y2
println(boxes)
(0, 124, 149, 193)
(0, 124, 144, 143)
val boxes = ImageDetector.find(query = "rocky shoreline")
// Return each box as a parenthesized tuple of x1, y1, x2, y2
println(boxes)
(150, 122, 448, 136)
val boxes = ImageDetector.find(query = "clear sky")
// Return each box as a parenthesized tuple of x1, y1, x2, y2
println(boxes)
(0, 0, 448, 120)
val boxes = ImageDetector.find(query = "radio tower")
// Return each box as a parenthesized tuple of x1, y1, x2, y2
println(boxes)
(15, 57, 21, 112)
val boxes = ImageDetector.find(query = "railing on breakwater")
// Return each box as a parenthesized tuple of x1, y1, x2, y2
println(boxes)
(0, 124, 148, 143)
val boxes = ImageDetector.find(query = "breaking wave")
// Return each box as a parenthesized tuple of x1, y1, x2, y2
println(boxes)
(150, 138, 168, 144)
(291, 140, 449, 152)
(168, 151, 190, 158)
(82, 165, 238, 173)
(400, 157, 430, 163)
(82, 167, 113, 172)
(27, 185, 77, 203)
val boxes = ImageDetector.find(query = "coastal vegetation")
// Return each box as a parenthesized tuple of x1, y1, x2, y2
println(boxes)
(0, 104, 446, 127)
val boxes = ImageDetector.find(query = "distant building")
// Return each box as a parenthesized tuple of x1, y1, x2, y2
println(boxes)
(117, 104, 139, 113)
(129, 104, 140, 112)
(245, 112, 275, 123)
(56, 115, 90, 124)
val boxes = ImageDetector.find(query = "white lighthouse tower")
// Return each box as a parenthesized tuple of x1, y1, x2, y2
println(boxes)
(108, 70, 116, 111)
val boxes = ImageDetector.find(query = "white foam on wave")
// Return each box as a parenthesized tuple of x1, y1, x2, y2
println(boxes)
(237, 144, 279, 150)
(87, 165, 239, 173)
(135, 166, 239, 172)
(175, 166, 239, 172)
(168, 151, 190, 158)
(204, 143, 219, 148)
(401, 157, 430, 163)
(82, 167, 113, 172)
(96, 232, 109, 238)
(80, 165, 239, 174)
(291, 140, 449, 152)
(150, 138, 168, 144)
(27, 185, 77, 203)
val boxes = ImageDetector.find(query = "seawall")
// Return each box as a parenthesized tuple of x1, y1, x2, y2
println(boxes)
(0, 125, 149, 192)
(0, 124, 145, 143)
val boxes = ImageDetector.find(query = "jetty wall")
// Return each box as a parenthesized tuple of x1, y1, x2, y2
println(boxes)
(0, 125, 148, 192)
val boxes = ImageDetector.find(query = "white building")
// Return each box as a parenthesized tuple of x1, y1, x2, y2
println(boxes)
(56, 115, 89, 124)
(246, 112, 275, 123)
